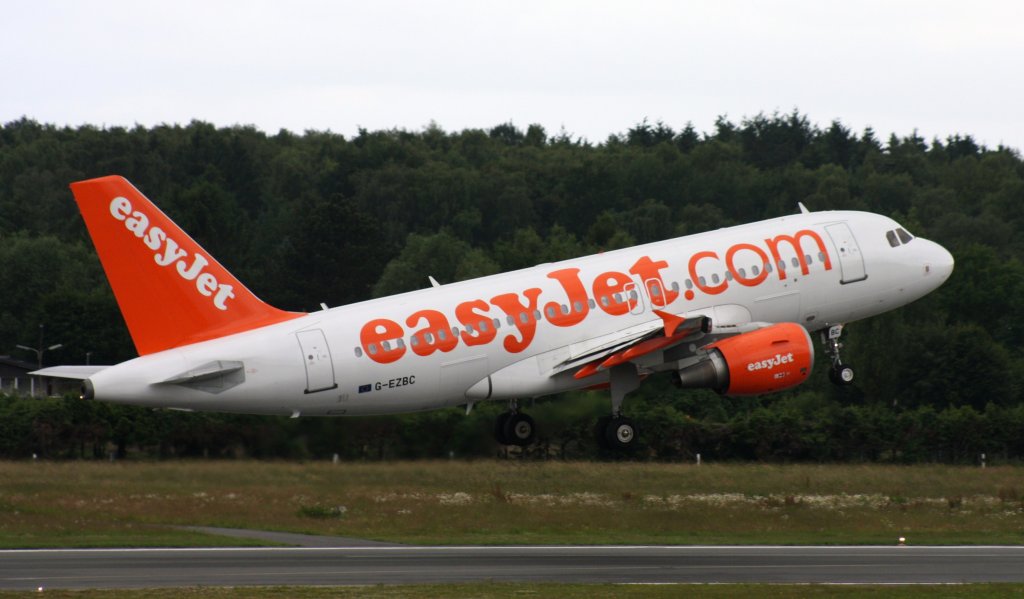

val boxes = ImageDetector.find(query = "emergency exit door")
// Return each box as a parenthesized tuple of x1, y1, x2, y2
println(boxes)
(296, 329, 337, 393)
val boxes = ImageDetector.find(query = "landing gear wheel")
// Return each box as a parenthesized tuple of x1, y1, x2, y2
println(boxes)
(503, 413, 536, 446)
(494, 411, 513, 445)
(829, 364, 855, 386)
(604, 416, 637, 450)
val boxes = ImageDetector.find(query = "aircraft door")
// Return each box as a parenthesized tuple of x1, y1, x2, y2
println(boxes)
(296, 329, 338, 393)
(826, 223, 867, 284)
(643, 278, 669, 309)
(624, 282, 645, 315)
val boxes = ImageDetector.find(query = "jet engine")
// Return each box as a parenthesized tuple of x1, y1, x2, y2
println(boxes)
(673, 323, 814, 396)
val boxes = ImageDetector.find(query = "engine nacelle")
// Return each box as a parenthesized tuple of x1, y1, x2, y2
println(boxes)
(674, 322, 814, 396)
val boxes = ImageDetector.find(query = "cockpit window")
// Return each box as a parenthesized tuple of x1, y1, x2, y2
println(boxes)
(886, 230, 900, 247)
(896, 228, 914, 244)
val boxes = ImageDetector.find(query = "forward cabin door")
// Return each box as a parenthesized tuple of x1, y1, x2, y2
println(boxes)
(826, 223, 867, 284)
(296, 329, 337, 393)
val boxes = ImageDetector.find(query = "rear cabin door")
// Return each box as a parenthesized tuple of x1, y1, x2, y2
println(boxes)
(296, 329, 337, 394)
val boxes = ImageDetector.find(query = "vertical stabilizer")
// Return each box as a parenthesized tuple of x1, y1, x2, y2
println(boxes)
(71, 175, 303, 355)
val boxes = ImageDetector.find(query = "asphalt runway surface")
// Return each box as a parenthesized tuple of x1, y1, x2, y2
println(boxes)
(3, 545, 1024, 589)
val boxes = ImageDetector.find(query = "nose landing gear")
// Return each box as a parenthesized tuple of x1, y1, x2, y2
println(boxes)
(823, 324, 855, 386)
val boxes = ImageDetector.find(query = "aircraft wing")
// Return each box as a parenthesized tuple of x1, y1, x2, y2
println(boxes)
(30, 365, 110, 380)
(552, 310, 711, 378)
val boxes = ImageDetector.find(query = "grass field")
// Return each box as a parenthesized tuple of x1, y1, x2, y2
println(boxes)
(1, 460, 1022, 548)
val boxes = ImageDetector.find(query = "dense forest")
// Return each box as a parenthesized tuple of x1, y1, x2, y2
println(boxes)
(1, 112, 1022, 461)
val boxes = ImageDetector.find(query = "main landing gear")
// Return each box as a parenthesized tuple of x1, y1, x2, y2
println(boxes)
(596, 363, 642, 451)
(494, 400, 536, 446)
(493, 364, 644, 451)
(823, 324, 855, 386)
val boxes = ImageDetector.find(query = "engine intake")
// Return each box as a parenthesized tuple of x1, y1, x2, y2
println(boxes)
(674, 323, 814, 396)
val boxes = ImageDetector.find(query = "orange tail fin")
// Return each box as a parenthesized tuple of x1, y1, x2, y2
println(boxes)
(71, 175, 303, 355)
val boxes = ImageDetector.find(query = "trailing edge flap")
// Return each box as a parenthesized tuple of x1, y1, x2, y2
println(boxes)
(550, 313, 710, 377)
(158, 358, 244, 384)
(30, 365, 110, 380)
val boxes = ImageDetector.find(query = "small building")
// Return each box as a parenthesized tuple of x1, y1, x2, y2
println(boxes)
(0, 355, 38, 395)
(0, 356, 80, 397)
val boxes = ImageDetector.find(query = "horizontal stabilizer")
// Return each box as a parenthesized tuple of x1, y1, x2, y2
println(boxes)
(30, 365, 110, 380)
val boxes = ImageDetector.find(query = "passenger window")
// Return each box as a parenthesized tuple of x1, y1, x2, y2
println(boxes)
(725, 271, 733, 281)
(670, 282, 680, 292)
(354, 347, 363, 357)
(519, 313, 529, 324)
(368, 343, 379, 355)
(685, 279, 693, 290)
(751, 265, 760, 276)
(478, 321, 488, 333)
(588, 299, 597, 309)
(438, 330, 447, 341)
(574, 300, 584, 312)
(886, 230, 900, 247)
(897, 228, 914, 244)
(397, 338, 406, 349)
(818, 252, 826, 262)
(738, 267, 746, 278)
(805, 254, 812, 265)
(561, 304, 570, 315)
(791, 257, 799, 268)
(546, 306, 557, 318)
(493, 318, 502, 330)
(533, 310, 542, 321)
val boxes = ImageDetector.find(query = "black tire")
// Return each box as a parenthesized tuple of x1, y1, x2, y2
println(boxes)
(830, 364, 855, 386)
(604, 416, 637, 450)
(503, 412, 536, 446)
(494, 411, 513, 445)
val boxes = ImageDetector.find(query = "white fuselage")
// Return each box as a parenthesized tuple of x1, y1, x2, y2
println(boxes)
(88, 210, 953, 416)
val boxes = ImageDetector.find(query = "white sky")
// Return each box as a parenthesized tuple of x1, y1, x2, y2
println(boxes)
(3, 0, 1022, 151)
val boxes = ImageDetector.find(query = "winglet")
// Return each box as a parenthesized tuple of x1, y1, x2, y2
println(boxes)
(71, 175, 304, 355)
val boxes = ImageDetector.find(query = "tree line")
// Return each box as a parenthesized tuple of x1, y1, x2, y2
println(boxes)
(1, 112, 1022, 461)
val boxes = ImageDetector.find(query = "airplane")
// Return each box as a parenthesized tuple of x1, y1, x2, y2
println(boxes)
(34, 175, 954, 450)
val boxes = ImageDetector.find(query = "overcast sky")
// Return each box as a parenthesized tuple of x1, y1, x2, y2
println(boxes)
(4, 1, 1022, 151)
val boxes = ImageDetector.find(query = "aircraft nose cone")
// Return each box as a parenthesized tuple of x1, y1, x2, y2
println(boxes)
(925, 241, 955, 284)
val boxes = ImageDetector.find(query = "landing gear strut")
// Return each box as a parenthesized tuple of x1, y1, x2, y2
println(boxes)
(494, 400, 536, 446)
(823, 324, 855, 386)
(596, 364, 641, 450)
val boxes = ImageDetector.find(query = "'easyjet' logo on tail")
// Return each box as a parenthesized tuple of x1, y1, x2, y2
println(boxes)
(109, 196, 235, 310)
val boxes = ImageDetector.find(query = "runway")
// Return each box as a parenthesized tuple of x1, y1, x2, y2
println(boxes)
(3, 545, 1024, 589)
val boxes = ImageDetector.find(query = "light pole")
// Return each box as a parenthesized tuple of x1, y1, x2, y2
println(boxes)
(16, 324, 63, 369)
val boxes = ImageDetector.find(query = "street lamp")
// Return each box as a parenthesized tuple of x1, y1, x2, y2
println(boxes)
(17, 324, 63, 369)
